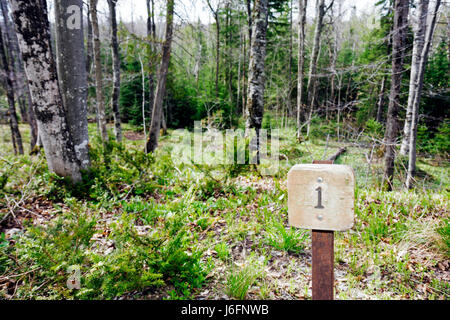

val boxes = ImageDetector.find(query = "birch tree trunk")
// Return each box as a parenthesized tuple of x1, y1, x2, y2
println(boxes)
(107, 0, 122, 143)
(89, 0, 108, 142)
(10, 0, 82, 182)
(287, 0, 293, 119)
(146, 0, 174, 153)
(406, 0, 441, 189)
(146, 0, 156, 113)
(0, 22, 23, 155)
(400, 0, 429, 156)
(328, 2, 340, 122)
(305, 0, 326, 136)
(383, 0, 409, 190)
(297, 0, 307, 138)
(245, 0, 269, 164)
(206, 0, 220, 99)
(54, 0, 90, 170)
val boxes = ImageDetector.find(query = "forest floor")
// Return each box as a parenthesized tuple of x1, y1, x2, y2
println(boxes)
(0, 123, 449, 300)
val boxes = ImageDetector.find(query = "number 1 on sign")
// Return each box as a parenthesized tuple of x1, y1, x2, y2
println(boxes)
(315, 187, 324, 209)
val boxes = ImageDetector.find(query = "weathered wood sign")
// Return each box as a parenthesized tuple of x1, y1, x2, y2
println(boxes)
(287, 161, 355, 300)
(287, 164, 355, 231)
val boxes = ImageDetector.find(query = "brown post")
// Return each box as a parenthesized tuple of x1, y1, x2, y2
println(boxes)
(312, 159, 334, 300)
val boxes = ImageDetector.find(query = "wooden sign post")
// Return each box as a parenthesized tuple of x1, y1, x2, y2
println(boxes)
(287, 160, 355, 300)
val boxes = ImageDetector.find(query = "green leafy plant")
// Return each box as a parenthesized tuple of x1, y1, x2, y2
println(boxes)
(214, 242, 230, 261)
(265, 219, 308, 254)
(226, 262, 258, 299)
(436, 218, 450, 258)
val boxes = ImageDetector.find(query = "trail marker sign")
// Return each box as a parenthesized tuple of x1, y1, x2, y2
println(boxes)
(287, 161, 355, 300)
(287, 164, 355, 231)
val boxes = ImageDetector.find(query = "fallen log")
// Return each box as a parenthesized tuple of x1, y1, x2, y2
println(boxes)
(328, 147, 347, 162)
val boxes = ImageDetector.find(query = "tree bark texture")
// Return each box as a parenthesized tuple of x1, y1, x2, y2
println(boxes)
(305, 0, 326, 136)
(297, 0, 307, 138)
(245, 0, 269, 165)
(406, 0, 441, 188)
(54, 0, 90, 169)
(146, 0, 174, 153)
(400, 0, 429, 156)
(206, 0, 220, 98)
(246, 0, 269, 131)
(146, 0, 156, 114)
(107, 0, 122, 143)
(89, 0, 108, 142)
(383, 0, 409, 190)
(10, 0, 82, 182)
(0, 21, 23, 155)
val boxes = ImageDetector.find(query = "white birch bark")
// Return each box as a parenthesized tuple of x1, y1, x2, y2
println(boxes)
(297, 0, 307, 138)
(245, 0, 268, 165)
(406, 0, 442, 188)
(107, 0, 122, 143)
(400, 0, 429, 156)
(246, 0, 268, 131)
(305, 0, 326, 137)
(10, 0, 82, 182)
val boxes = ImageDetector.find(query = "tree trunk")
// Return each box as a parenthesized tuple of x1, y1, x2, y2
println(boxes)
(245, 0, 269, 164)
(297, 0, 307, 138)
(0, 0, 37, 151)
(305, 0, 326, 136)
(376, 18, 394, 124)
(0, 22, 23, 155)
(406, 0, 441, 189)
(206, 0, 220, 99)
(86, 2, 93, 74)
(10, 0, 82, 181)
(400, 0, 429, 156)
(215, 13, 220, 98)
(246, 0, 252, 50)
(18, 97, 27, 123)
(89, 0, 108, 142)
(287, 0, 293, 118)
(27, 84, 38, 151)
(146, 0, 174, 153)
(383, 0, 409, 190)
(328, 21, 337, 120)
(376, 75, 387, 123)
(226, 1, 233, 106)
(146, 0, 156, 113)
(107, 0, 122, 143)
(139, 54, 147, 152)
(54, 0, 90, 170)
